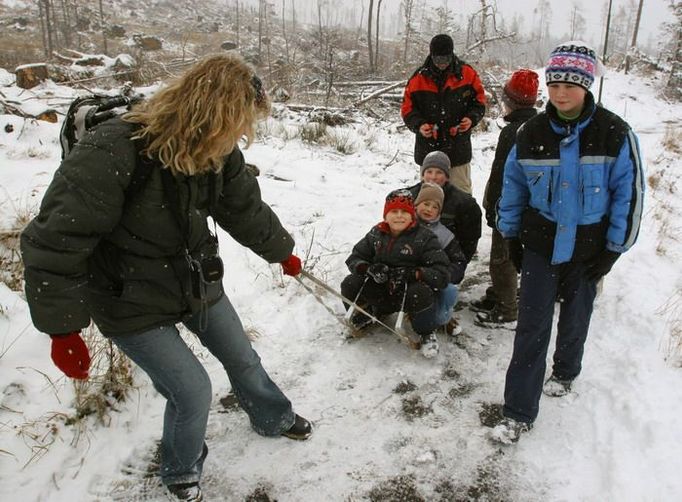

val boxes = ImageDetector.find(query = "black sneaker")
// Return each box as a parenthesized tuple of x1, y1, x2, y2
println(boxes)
(543, 374, 573, 397)
(167, 482, 203, 501)
(476, 306, 517, 324)
(469, 296, 497, 313)
(282, 414, 313, 440)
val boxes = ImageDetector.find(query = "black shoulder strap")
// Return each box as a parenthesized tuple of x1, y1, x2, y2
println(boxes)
(128, 131, 156, 199)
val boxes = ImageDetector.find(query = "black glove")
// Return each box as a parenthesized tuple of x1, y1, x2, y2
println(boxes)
(388, 267, 416, 295)
(485, 210, 496, 229)
(367, 263, 389, 284)
(507, 238, 523, 273)
(584, 250, 620, 281)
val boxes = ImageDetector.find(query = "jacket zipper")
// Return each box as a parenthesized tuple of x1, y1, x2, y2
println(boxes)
(530, 172, 544, 185)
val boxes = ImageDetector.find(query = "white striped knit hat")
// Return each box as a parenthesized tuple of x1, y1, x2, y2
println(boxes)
(545, 41, 603, 91)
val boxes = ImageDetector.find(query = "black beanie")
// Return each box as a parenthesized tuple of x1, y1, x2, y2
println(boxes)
(430, 34, 454, 56)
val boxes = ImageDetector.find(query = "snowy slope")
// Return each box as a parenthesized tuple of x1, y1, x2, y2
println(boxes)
(1, 67, 681, 501)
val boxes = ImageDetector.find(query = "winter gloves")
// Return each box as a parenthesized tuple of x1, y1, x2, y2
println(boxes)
(387, 267, 420, 295)
(357, 262, 420, 294)
(280, 254, 302, 276)
(507, 238, 524, 273)
(49, 331, 90, 379)
(367, 263, 389, 284)
(485, 209, 496, 229)
(584, 249, 620, 281)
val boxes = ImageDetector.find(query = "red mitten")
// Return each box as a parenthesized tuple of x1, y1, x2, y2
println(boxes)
(280, 254, 302, 276)
(49, 331, 90, 379)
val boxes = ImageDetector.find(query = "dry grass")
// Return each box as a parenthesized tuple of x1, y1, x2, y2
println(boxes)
(662, 124, 682, 155)
(0, 191, 37, 291)
(660, 290, 682, 367)
(67, 327, 135, 426)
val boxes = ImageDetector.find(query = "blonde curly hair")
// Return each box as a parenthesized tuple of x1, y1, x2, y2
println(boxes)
(124, 53, 270, 175)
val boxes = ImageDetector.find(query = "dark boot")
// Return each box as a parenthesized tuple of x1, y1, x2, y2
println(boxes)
(543, 374, 574, 397)
(475, 305, 517, 324)
(469, 295, 497, 313)
(167, 482, 203, 501)
(282, 414, 313, 440)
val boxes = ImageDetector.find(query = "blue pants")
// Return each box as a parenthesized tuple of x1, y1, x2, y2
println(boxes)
(110, 295, 294, 486)
(503, 249, 597, 424)
(411, 284, 458, 335)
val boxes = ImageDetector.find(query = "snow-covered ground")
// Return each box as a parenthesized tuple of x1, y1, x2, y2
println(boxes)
(1, 66, 681, 501)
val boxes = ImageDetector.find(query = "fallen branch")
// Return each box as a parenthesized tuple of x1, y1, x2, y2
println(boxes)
(346, 80, 406, 109)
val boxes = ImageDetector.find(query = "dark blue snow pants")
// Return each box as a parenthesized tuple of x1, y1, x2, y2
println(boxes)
(502, 248, 598, 424)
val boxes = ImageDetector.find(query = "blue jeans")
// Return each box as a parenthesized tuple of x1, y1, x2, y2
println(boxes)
(503, 249, 598, 424)
(110, 295, 294, 486)
(411, 284, 458, 335)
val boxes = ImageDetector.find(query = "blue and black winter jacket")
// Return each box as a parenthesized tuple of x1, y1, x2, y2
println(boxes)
(497, 92, 645, 265)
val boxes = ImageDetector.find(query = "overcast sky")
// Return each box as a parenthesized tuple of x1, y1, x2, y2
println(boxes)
(486, 0, 670, 46)
(295, 0, 672, 51)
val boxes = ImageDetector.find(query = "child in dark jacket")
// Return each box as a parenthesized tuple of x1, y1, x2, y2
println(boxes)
(414, 182, 467, 346)
(341, 189, 450, 356)
(471, 69, 539, 325)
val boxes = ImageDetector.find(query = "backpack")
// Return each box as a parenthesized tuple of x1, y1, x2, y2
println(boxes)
(59, 93, 154, 198)
(59, 94, 142, 159)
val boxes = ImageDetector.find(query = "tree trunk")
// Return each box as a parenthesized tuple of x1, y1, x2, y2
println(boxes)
(282, 0, 289, 63)
(367, 0, 375, 73)
(98, 0, 108, 54)
(38, 0, 48, 58)
(317, 0, 324, 41)
(624, 0, 644, 74)
(666, 4, 682, 100)
(402, 0, 414, 65)
(374, 0, 383, 70)
(265, 2, 271, 85)
(235, 0, 240, 49)
(59, 0, 71, 48)
(357, 1, 365, 47)
(44, 0, 54, 57)
(258, 0, 263, 61)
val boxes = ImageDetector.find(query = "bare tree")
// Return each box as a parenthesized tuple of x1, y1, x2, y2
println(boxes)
(235, 0, 240, 48)
(367, 0, 375, 72)
(374, 0, 383, 70)
(401, 0, 415, 65)
(98, 0, 108, 54)
(665, 0, 682, 100)
(569, 2, 586, 40)
(624, 0, 644, 73)
(435, 5, 453, 34)
(317, 0, 325, 41)
(356, 0, 365, 47)
(258, 0, 264, 61)
(38, 0, 53, 58)
(282, 0, 289, 63)
(531, 0, 552, 64)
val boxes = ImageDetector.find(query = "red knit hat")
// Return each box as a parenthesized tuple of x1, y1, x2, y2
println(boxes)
(503, 69, 539, 107)
(383, 189, 416, 220)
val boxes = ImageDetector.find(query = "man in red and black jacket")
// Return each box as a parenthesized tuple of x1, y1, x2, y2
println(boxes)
(401, 34, 486, 195)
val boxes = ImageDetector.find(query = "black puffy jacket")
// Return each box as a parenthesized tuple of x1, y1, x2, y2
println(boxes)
(345, 222, 450, 291)
(21, 117, 294, 337)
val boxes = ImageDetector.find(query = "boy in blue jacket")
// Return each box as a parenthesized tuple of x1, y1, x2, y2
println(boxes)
(491, 42, 645, 443)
